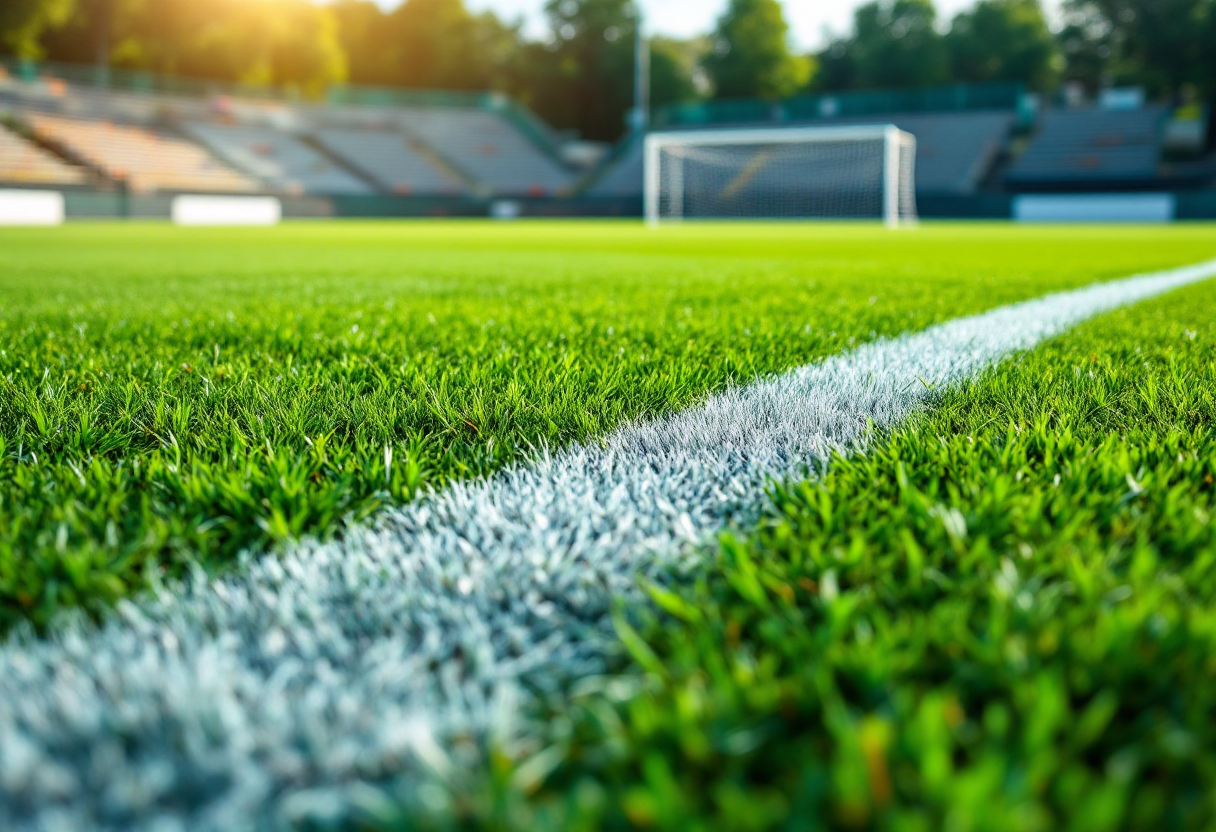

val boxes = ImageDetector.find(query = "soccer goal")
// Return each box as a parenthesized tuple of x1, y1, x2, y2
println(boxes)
(644, 125, 918, 227)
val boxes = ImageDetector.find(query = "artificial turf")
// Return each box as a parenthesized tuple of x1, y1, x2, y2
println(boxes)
(479, 277, 1216, 832)
(1, 221, 1214, 631)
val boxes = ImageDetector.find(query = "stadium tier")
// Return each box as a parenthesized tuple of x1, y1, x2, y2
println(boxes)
(1007, 107, 1167, 185)
(845, 111, 1013, 194)
(587, 111, 1014, 198)
(399, 108, 573, 196)
(184, 122, 373, 195)
(22, 112, 256, 193)
(584, 138, 646, 198)
(0, 122, 85, 185)
(312, 128, 466, 195)
(2, 64, 1212, 219)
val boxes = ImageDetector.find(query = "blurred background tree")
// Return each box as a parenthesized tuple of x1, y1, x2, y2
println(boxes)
(517, 0, 638, 141)
(704, 0, 812, 99)
(32, 0, 346, 92)
(650, 36, 708, 107)
(0, 0, 74, 58)
(945, 0, 1060, 91)
(816, 0, 948, 91)
(1061, 0, 1216, 96)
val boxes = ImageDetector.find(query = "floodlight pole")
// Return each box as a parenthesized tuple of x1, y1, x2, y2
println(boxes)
(631, 2, 650, 134)
(95, 0, 112, 90)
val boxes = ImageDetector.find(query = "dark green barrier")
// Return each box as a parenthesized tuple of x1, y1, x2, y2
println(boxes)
(12, 187, 1211, 222)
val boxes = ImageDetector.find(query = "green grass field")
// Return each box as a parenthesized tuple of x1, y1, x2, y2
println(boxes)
(3, 221, 1216, 830)
(518, 283, 1216, 832)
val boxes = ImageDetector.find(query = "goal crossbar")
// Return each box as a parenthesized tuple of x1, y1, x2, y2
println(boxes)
(646, 124, 900, 148)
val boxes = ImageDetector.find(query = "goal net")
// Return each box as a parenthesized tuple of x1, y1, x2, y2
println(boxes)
(644, 125, 917, 227)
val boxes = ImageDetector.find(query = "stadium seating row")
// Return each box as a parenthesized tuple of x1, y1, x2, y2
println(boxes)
(2, 71, 576, 196)
(1006, 107, 1167, 184)
(183, 122, 372, 195)
(313, 128, 464, 195)
(395, 107, 572, 196)
(6, 113, 574, 197)
(24, 113, 257, 193)
(0, 123, 85, 186)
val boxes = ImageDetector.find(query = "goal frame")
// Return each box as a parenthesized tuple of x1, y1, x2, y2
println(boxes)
(644, 124, 916, 229)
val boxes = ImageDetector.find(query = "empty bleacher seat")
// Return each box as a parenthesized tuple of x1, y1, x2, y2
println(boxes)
(584, 139, 645, 198)
(23, 112, 256, 193)
(861, 111, 1013, 194)
(586, 111, 1014, 198)
(312, 128, 464, 195)
(0, 124, 85, 185)
(185, 122, 372, 195)
(1007, 108, 1165, 184)
(400, 107, 572, 196)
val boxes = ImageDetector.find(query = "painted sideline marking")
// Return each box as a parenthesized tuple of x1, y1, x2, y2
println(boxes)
(3, 259, 1216, 831)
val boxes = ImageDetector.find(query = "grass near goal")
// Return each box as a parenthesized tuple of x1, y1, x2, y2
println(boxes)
(644, 124, 918, 227)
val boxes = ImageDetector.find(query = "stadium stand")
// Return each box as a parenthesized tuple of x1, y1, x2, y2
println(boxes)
(22, 112, 256, 193)
(399, 108, 572, 196)
(1007, 107, 1166, 185)
(4, 61, 1211, 219)
(0, 123, 86, 185)
(855, 111, 1013, 193)
(583, 138, 645, 198)
(312, 128, 466, 195)
(184, 122, 373, 195)
(586, 111, 1014, 198)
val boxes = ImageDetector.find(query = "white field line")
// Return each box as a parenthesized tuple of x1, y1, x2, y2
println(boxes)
(3, 259, 1216, 832)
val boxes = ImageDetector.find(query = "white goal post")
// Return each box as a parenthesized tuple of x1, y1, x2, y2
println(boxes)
(644, 125, 918, 227)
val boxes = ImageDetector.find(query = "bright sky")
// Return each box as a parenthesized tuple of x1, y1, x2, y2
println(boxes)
(447, 0, 1065, 49)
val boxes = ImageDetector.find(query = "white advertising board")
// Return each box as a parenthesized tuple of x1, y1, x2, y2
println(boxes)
(172, 195, 282, 226)
(0, 190, 65, 226)
(1014, 193, 1175, 223)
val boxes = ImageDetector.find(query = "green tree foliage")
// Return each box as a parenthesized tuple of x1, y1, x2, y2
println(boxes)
(1061, 0, 1216, 96)
(5, 0, 1216, 130)
(0, 0, 74, 58)
(946, 0, 1060, 91)
(1056, 11, 1111, 95)
(650, 37, 706, 109)
(35, 0, 112, 66)
(331, 0, 518, 90)
(817, 0, 949, 91)
(30, 0, 347, 94)
(330, 0, 395, 87)
(704, 0, 811, 100)
(261, 1, 347, 95)
(389, 0, 504, 89)
(517, 0, 639, 141)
